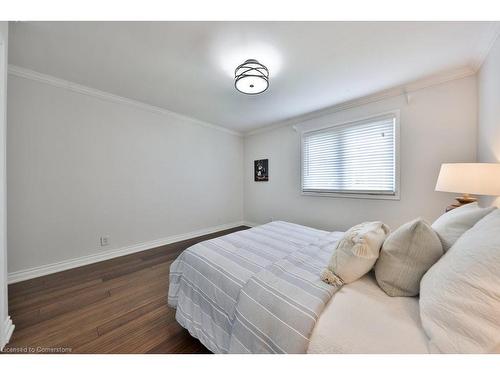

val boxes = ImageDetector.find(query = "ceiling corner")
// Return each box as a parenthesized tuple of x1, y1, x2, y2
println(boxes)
(471, 22, 500, 72)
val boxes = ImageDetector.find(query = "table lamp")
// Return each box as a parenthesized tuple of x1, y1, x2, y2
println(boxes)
(435, 163, 500, 211)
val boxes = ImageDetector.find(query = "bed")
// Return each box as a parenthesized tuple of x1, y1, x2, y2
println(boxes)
(168, 221, 429, 354)
(308, 273, 429, 353)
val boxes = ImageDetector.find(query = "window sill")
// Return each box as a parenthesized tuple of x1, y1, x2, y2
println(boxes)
(301, 191, 401, 201)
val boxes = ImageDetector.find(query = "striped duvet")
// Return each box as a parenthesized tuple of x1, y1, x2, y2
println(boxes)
(168, 221, 343, 353)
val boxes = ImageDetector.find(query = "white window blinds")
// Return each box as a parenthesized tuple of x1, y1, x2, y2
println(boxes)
(302, 114, 397, 195)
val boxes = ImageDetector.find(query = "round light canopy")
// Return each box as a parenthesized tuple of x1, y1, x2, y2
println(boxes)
(234, 59, 269, 95)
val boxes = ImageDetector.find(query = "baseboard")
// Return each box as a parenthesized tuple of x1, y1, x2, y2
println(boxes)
(8, 221, 246, 284)
(242, 220, 260, 227)
(1, 316, 14, 351)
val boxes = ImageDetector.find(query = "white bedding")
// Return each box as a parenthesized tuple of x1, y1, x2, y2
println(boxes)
(169, 221, 431, 354)
(168, 221, 335, 353)
(308, 273, 430, 354)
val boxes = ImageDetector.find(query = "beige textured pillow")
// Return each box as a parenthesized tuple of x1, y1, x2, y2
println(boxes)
(420, 209, 500, 353)
(431, 202, 495, 252)
(321, 221, 390, 287)
(375, 218, 443, 297)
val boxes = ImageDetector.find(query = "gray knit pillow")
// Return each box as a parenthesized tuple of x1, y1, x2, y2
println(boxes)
(375, 218, 443, 297)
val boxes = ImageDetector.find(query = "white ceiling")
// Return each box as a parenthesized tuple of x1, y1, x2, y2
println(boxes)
(8, 21, 500, 133)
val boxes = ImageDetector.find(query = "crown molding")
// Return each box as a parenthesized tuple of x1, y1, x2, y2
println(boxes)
(244, 65, 476, 137)
(8, 61, 480, 139)
(8, 65, 242, 137)
(471, 22, 500, 72)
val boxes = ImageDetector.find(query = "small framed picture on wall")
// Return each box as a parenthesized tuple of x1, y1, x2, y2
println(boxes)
(254, 159, 269, 181)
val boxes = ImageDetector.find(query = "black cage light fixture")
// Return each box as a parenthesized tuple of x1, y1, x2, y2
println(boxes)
(234, 59, 269, 95)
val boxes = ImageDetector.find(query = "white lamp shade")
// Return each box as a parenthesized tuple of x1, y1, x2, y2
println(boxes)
(435, 163, 500, 196)
(235, 75, 268, 94)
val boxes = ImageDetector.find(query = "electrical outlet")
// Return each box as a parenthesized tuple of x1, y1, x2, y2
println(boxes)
(100, 235, 110, 247)
(270, 217, 274, 222)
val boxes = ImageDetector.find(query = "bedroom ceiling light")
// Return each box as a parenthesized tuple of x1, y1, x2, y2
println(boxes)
(234, 59, 269, 95)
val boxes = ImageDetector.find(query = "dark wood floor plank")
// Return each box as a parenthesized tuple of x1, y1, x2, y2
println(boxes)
(41, 293, 168, 350)
(38, 289, 111, 322)
(100, 254, 174, 281)
(41, 258, 145, 289)
(9, 264, 167, 315)
(9, 278, 104, 313)
(147, 329, 200, 354)
(97, 296, 166, 336)
(9, 260, 171, 344)
(74, 305, 174, 353)
(57, 328, 100, 351)
(9, 308, 42, 331)
(107, 311, 180, 354)
(8, 259, 144, 300)
(4, 226, 248, 354)
(10, 277, 169, 346)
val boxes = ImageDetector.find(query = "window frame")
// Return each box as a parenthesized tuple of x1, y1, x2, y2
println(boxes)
(299, 110, 401, 200)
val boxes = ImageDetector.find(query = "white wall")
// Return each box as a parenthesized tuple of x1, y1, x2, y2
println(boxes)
(5, 61, 481, 284)
(244, 76, 478, 231)
(7, 73, 243, 275)
(477, 35, 500, 207)
(0, 22, 13, 350)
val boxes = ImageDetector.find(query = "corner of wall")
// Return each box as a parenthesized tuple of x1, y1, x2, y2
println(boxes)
(477, 26, 500, 206)
(0, 20, 10, 350)
(242, 134, 247, 223)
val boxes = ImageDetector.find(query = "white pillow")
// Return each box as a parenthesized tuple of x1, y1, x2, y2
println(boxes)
(321, 222, 389, 286)
(375, 218, 443, 297)
(420, 209, 500, 353)
(431, 202, 495, 252)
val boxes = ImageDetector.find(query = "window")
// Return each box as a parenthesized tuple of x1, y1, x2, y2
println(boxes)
(301, 112, 399, 198)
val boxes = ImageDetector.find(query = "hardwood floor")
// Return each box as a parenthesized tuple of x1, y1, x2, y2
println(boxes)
(3, 226, 249, 354)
